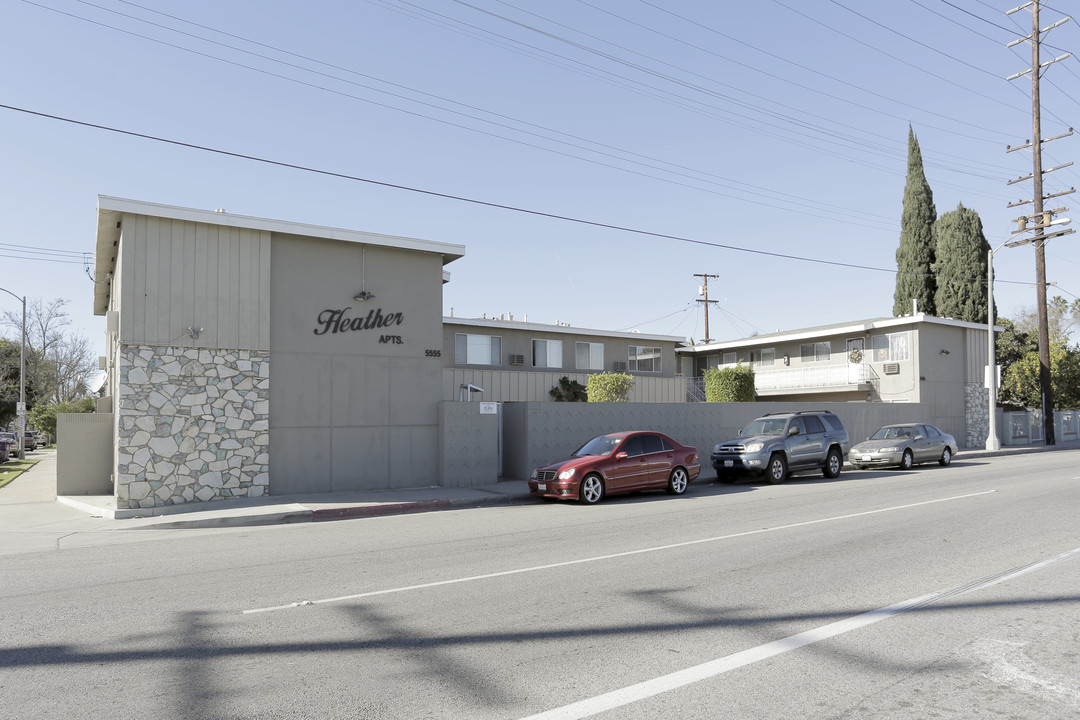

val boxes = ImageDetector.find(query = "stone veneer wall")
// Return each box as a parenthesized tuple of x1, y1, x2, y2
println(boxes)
(116, 344, 270, 508)
(965, 382, 989, 449)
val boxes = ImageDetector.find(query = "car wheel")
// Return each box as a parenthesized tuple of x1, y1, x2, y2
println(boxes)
(899, 449, 914, 470)
(822, 448, 843, 479)
(939, 447, 952, 466)
(579, 474, 604, 504)
(667, 467, 689, 495)
(766, 453, 787, 484)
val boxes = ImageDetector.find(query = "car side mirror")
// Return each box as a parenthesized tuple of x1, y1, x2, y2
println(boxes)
(787, 426, 799, 436)
(615, 452, 628, 459)
(914, 434, 925, 441)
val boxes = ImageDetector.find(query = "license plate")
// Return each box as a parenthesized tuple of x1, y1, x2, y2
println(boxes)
(537, 483, 547, 491)
(861, 455, 872, 461)
(724, 460, 734, 468)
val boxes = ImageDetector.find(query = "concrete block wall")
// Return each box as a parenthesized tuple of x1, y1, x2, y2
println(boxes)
(439, 402, 500, 487)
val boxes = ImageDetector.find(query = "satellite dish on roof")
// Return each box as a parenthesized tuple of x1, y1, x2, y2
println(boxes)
(89, 371, 107, 394)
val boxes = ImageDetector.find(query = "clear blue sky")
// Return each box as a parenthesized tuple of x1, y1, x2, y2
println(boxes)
(3, 0, 1079, 362)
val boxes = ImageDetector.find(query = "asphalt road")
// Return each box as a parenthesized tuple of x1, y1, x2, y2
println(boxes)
(2, 451, 1078, 719)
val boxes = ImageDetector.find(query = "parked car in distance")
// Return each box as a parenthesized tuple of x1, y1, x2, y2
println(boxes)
(850, 423, 957, 470)
(529, 431, 701, 504)
(0, 432, 16, 458)
(34, 431, 48, 448)
(23, 431, 36, 452)
(712, 410, 850, 484)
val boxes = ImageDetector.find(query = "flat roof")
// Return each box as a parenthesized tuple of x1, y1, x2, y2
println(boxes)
(94, 196, 466, 315)
(683, 314, 1003, 352)
(444, 316, 685, 343)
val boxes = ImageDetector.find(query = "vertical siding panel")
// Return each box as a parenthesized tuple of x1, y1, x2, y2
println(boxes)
(183, 221, 196, 346)
(237, 233, 253, 349)
(231, 229, 242, 348)
(169, 221, 184, 342)
(131, 216, 147, 342)
(203, 226, 219, 349)
(217, 227, 232, 349)
(119, 220, 134, 342)
(260, 232, 271, 350)
(193, 224, 209, 347)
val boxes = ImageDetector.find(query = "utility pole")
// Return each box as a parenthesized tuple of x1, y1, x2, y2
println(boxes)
(1005, 1, 1073, 445)
(694, 273, 719, 344)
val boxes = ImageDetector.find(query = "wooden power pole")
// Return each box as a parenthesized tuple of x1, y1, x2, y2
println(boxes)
(694, 273, 719, 343)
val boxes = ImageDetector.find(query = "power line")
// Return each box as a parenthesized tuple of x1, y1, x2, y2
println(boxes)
(0, 102, 1039, 292)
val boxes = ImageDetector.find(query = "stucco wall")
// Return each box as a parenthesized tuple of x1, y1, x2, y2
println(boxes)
(269, 235, 445, 493)
(56, 412, 114, 495)
(439, 402, 500, 487)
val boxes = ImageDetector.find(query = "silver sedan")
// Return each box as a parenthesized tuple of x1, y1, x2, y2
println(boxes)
(850, 423, 957, 470)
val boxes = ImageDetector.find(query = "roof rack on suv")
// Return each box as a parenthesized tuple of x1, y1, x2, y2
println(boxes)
(760, 410, 836, 417)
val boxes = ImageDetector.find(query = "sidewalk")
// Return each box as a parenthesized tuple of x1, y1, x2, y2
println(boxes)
(2, 440, 1077, 533)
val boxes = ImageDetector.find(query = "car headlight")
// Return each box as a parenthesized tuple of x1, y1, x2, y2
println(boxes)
(530, 469, 537, 479)
(879, 446, 899, 453)
(557, 468, 576, 481)
(745, 442, 764, 453)
(714, 443, 722, 453)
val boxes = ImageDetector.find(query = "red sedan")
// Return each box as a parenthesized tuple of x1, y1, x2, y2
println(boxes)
(529, 431, 701, 504)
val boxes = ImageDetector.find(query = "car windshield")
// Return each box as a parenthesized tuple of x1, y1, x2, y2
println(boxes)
(573, 435, 625, 457)
(741, 418, 787, 436)
(870, 426, 914, 440)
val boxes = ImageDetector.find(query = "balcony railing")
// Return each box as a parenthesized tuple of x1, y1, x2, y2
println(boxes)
(686, 363, 877, 401)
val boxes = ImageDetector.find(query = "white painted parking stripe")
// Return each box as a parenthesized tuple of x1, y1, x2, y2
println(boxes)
(519, 546, 1080, 720)
(243, 490, 995, 614)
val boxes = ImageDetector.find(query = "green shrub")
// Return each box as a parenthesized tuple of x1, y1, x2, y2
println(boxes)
(586, 372, 634, 402)
(549, 376, 588, 402)
(703, 363, 756, 402)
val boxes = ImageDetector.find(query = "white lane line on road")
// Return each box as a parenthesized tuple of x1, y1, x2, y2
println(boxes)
(242, 490, 996, 614)
(520, 546, 1080, 720)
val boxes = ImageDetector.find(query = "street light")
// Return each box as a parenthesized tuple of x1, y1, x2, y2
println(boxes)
(0, 287, 26, 461)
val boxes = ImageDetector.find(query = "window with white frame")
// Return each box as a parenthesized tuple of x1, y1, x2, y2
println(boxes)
(751, 348, 775, 367)
(722, 351, 737, 365)
(628, 346, 661, 373)
(575, 342, 604, 370)
(799, 341, 831, 362)
(871, 332, 910, 362)
(532, 339, 562, 368)
(455, 333, 502, 365)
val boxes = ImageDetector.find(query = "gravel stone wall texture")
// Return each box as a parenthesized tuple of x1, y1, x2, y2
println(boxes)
(116, 344, 269, 508)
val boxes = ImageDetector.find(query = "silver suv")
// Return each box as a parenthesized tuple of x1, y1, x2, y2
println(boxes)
(711, 410, 850, 484)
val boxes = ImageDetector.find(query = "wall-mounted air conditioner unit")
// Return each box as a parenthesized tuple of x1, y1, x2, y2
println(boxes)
(883, 362, 900, 375)
(613, 361, 627, 372)
(509, 354, 525, 365)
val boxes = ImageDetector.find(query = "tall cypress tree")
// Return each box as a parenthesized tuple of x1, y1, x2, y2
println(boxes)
(894, 127, 937, 316)
(931, 203, 993, 324)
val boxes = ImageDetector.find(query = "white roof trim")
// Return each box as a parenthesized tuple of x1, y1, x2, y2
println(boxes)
(682, 314, 1002, 352)
(444, 316, 684, 343)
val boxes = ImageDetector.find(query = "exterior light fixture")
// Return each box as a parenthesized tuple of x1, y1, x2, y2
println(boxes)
(939, 349, 950, 356)
(353, 291, 375, 301)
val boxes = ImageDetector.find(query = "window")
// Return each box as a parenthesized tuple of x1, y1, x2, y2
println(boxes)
(628, 346, 661, 373)
(722, 352, 737, 366)
(751, 348, 775, 367)
(871, 332, 910, 362)
(799, 341, 831, 362)
(455, 333, 501, 365)
(803, 415, 825, 434)
(532, 339, 562, 368)
(640, 434, 664, 454)
(620, 435, 645, 457)
(576, 342, 604, 370)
